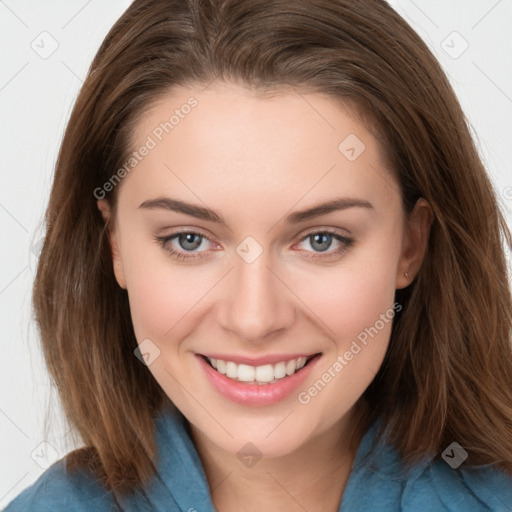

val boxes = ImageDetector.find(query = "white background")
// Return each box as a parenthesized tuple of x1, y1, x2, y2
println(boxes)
(1, 0, 511, 506)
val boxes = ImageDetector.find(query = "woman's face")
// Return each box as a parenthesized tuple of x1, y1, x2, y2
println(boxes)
(99, 81, 431, 459)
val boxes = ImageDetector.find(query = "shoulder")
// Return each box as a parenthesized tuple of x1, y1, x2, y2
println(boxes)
(402, 458, 512, 511)
(2, 457, 114, 512)
(343, 418, 512, 511)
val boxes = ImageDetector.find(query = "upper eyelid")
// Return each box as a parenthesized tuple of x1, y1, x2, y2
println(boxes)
(159, 225, 351, 239)
(157, 228, 213, 241)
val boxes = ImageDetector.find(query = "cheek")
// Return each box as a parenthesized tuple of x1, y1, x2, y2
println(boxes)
(298, 231, 401, 343)
(296, 255, 399, 420)
(118, 233, 201, 342)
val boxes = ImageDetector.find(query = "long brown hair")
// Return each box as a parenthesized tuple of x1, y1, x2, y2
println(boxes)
(33, 0, 512, 499)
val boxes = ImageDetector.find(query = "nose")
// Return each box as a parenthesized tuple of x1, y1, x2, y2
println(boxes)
(218, 252, 296, 343)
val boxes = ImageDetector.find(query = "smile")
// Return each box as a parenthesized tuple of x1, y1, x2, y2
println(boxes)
(203, 355, 316, 385)
(197, 352, 323, 406)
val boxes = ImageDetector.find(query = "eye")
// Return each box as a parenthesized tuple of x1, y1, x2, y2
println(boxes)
(155, 228, 354, 261)
(155, 230, 214, 261)
(295, 230, 354, 259)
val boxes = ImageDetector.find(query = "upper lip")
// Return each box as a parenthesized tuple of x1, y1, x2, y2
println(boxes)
(198, 352, 321, 366)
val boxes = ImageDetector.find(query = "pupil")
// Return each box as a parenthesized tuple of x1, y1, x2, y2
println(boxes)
(311, 233, 332, 252)
(179, 233, 201, 250)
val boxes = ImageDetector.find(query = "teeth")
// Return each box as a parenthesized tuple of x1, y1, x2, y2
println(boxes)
(285, 359, 297, 376)
(226, 361, 238, 379)
(216, 359, 227, 374)
(255, 364, 274, 383)
(207, 355, 311, 385)
(238, 364, 255, 382)
(274, 362, 287, 379)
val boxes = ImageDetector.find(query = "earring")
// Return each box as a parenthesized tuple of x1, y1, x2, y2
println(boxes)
(404, 272, 409, 278)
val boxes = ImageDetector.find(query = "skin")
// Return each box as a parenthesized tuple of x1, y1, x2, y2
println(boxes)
(98, 81, 433, 512)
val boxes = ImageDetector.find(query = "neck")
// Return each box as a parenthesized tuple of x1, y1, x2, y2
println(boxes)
(188, 406, 365, 512)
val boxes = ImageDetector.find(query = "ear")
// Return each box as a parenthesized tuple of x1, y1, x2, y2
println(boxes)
(97, 199, 127, 289)
(396, 198, 433, 289)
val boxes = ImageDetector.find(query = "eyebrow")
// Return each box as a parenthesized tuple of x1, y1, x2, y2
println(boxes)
(138, 196, 374, 225)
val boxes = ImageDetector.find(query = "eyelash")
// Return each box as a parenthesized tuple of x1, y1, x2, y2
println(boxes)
(155, 228, 354, 262)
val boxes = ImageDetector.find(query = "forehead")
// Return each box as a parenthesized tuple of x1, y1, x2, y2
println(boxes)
(120, 82, 401, 219)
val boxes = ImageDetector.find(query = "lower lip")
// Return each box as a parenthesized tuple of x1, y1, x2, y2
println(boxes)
(196, 353, 322, 406)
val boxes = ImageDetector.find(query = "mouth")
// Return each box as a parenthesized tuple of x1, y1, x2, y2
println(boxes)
(199, 352, 322, 386)
(196, 351, 323, 406)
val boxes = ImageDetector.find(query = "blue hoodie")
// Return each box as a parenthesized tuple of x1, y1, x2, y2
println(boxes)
(4, 404, 512, 511)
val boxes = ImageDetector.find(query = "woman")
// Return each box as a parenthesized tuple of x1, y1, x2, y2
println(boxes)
(5, 0, 512, 510)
